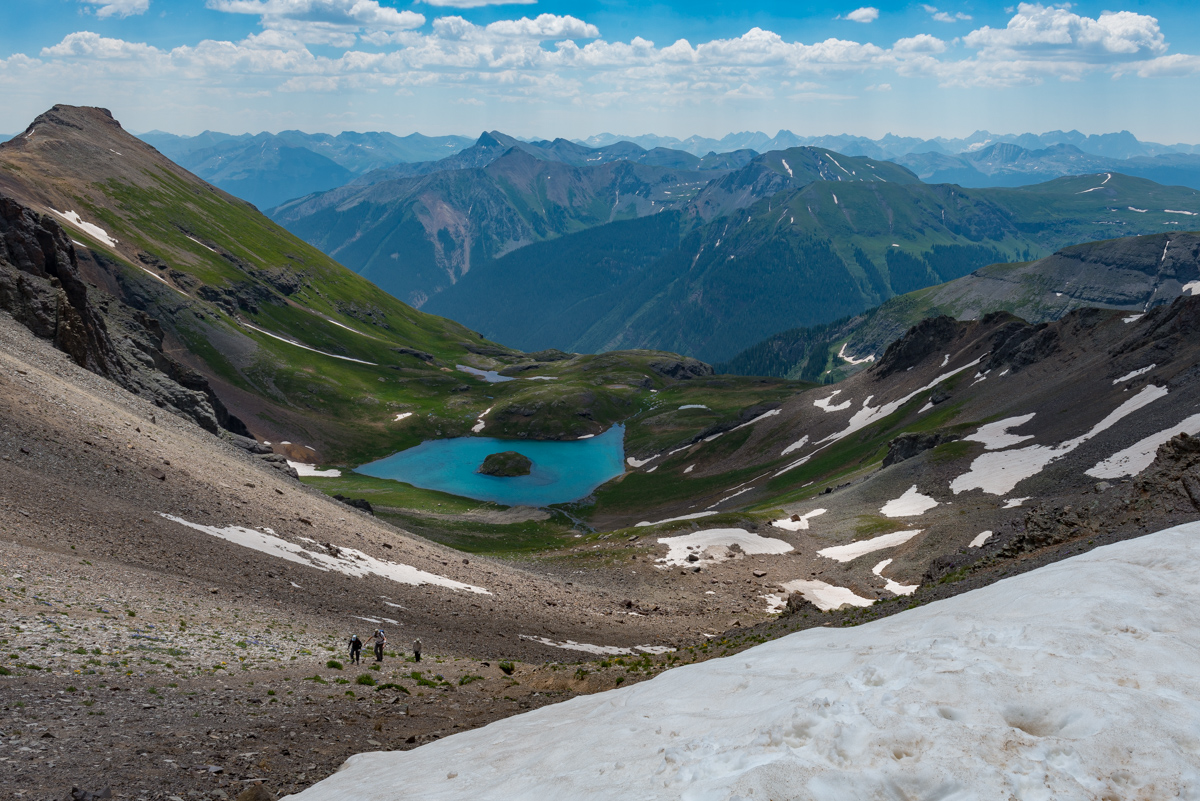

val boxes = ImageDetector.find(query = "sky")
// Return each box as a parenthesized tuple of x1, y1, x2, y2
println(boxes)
(1, 0, 1199, 143)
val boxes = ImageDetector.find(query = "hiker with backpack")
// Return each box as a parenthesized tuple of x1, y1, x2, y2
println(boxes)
(412, 638, 422, 663)
(370, 629, 387, 662)
(348, 634, 363, 665)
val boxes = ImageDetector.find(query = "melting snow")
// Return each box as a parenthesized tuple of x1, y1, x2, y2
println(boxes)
(393, 412, 413, 422)
(1182, 281, 1200, 296)
(1086, 412, 1200, 479)
(471, 407, 492, 434)
(457, 365, 514, 383)
(1002, 497, 1030, 508)
(519, 637, 672, 656)
(1128, 206, 1148, 212)
(818, 530, 921, 563)
(837, 343, 874, 365)
(1113, 364, 1156, 384)
(951, 384, 1169, 495)
(635, 511, 719, 528)
(813, 390, 850, 413)
(49, 209, 117, 247)
(684, 465, 694, 473)
(770, 508, 827, 531)
(780, 435, 809, 456)
(871, 558, 919, 596)
(656, 529, 793, 567)
(1164, 209, 1198, 215)
(1123, 313, 1144, 323)
(287, 461, 342, 478)
(879, 485, 939, 518)
(780, 158, 793, 178)
(732, 409, 780, 430)
(969, 530, 995, 548)
(158, 515, 489, 594)
(678, 404, 709, 410)
(966, 414, 1036, 450)
(779, 578, 874, 611)
(627, 455, 658, 468)
(242, 322, 377, 366)
(293, 523, 1200, 801)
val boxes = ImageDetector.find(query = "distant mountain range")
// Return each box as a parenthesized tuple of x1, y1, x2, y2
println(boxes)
(271, 127, 1200, 363)
(136, 127, 1200, 214)
(578, 128, 1200, 160)
(139, 129, 475, 210)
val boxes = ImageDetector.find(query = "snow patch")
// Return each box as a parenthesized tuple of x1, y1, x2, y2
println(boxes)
(879, 485, 939, 518)
(519, 637, 672, 656)
(242, 322, 377, 366)
(966, 414, 1036, 450)
(287, 461, 341, 478)
(779, 578, 874, 611)
(656, 529, 793, 567)
(159, 515, 489, 594)
(1003, 497, 1031, 508)
(818, 530, 921, 563)
(1181, 281, 1200, 296)
(627, 454, 658, 468)
(780, 435, 809, 456)
(1123, 313, 1144, 323)
(49, 209, 117, 248)
(577, 434, 595, 440)
(951, 384, 1169, 496)
(1086, 413, 1200, 479)
(683, 464, 694, 474)
(969, 530, 994, 548)
(780, 158, 793, 178)
(1113, 364, 1155, 384)
(813, 390, 850, 413)
(770, 508, 827, 531)
(871, 558, 919, 596)
(635, 511, 719, 528)
(678, 404, 709, 410)
(393, 412, 413, 422)
(837, 343, 874, 366)
(471, 407, 492, 434)
(732, 408, 780, 430)
(1164, 209, 1198, 215)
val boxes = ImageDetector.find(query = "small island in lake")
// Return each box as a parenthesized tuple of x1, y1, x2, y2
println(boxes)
(477, 451, 532, 477)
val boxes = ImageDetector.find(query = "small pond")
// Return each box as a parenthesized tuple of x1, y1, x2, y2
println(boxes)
(356, 425, 625, 507)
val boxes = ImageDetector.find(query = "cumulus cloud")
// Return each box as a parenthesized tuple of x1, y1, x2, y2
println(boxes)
(207, 0, 425, 44)
(922, 5, 971, 23)
(80, 0, 151, 18)
(420, 0, 534, 6)
(964, 3, 1165, 58)
(892, 34, 947, 54)
(841, 7, 879, 23)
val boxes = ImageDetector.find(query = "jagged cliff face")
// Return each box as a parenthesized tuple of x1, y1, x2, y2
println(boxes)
(0, 195, 237, 434)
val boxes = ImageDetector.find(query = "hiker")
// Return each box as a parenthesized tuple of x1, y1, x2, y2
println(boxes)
(412, 638, 422, 663)
(370, 629, 387, 662)
(348, 634, 362, 665)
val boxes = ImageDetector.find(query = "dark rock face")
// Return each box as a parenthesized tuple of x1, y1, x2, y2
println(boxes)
(648, 357, 714, 381)
(883, 431, 961, 468)
(0, 195, 119, 375)
(333, 494, 374, 515)
(478, 451, 532, 477)
(0, 194, 245, 435)
(874, 315, 961, 378)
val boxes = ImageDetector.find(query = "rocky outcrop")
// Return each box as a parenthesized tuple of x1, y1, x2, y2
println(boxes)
(478, 451, 533, 477)
(0, 196, 120, 375)
(873, 315, 962, 378)
(883, 431, 960, 468)
(648, 357, 714, 381)
(0, 194, 246, 436)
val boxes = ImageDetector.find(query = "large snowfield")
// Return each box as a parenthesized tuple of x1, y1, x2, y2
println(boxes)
(289, 521, 1200, 801)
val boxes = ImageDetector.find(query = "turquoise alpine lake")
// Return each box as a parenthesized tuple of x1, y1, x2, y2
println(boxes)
(356, 425, 626, 506)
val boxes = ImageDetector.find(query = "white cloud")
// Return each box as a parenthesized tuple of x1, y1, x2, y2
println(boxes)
(964, 3, 1165, 58)
(420, 0, 534, 6)
(207, 0, 426, 43)
(41, 31, 163, 60)
(923, 6, 971, 23)
(80, 0, 150, 18)
(865, 82, 891, 91)
(893, 34, 947, 54)
(842, 7, 879, 24)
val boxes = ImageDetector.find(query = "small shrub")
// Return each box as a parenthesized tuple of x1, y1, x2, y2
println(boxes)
(326, 660, 344, 670)
(375, 683, 410, 694)
(498, 661, 515, 676)
(355, 674, 376, 686)
(458, 674, 483, 686)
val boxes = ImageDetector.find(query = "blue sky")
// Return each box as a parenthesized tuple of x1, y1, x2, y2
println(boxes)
(2, 0, 1199, 142)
